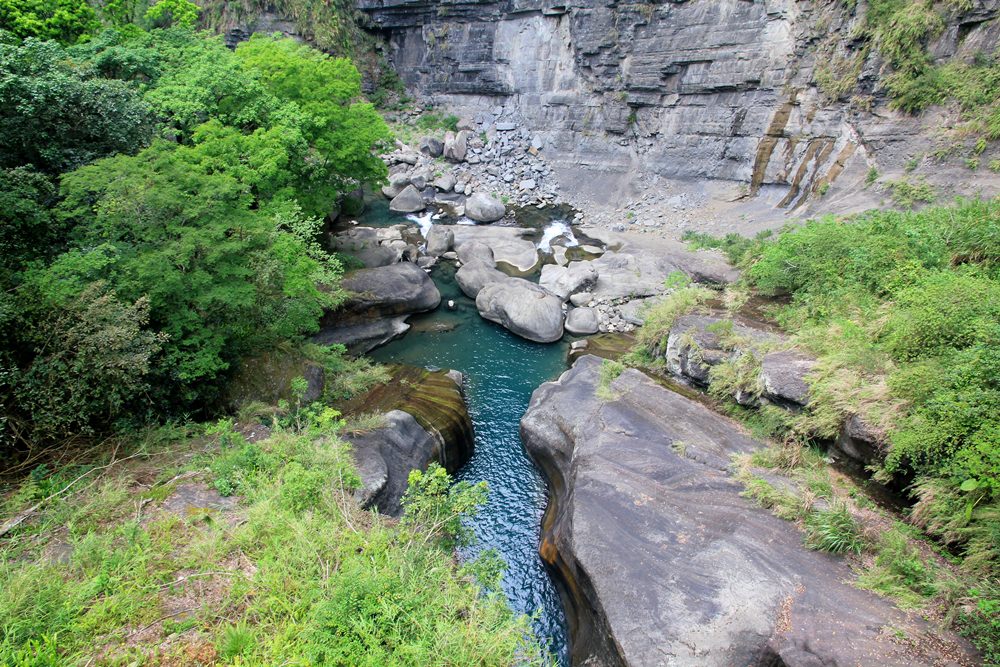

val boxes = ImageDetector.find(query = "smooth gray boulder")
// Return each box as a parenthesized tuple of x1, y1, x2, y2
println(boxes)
(760, 349, 817, 407)
(476, 278, 564, 343)
(315, 262, 440, 353)
(451, 226, 538, 274)
(424, 225, 454, 257)
(455, 259, 507, 299)
(409, 167, 433, 190)
(521, 355, 978, 667)
(389, 185, 425, 213)
(465, 192, 506, 222)
(565, 307, 599, 335)
(539, 262, 598, 301)
(455, 240, 495, 266)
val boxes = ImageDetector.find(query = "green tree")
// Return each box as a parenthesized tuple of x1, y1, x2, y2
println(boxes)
(144, 0, 200, 29)
(0, 38, 150, 173)
(0, 0, 99, 44)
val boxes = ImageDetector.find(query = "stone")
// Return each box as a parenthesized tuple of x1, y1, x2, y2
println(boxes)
(465, 192, 506, 222)
(424, 225, 454, 257)
(760, 349, 817, 407)
(381, 172, 411, 199)
(476, 278, 564, 343)
(665, 313, 780, 385)
(389, 185, 425, 213)
(518, 178, 537, 190)
(418, 136, 443, 157)
(443, 130, 471, 162)
(409, 167, 433, 190)
(315, 262, 440, 353)
(569, 292, 592, 307)
(432, 172, 457, 192)
(565, 307, 599, 335)
(451, 226, 539, 274)
(496, 122, 517, 131)
(455, 259, 507, 299)
(539, 262, 598, 301)
(457, 116, 476, 131)
(521, 356, 978, 667)
(530, 135, 543, 150)
(455, 240, 495, 266)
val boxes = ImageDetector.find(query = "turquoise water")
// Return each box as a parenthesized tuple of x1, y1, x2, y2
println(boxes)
(370, 261, 571, 664)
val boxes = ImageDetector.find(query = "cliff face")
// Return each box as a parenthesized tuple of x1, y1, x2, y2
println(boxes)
(359, 0, 1000, 213)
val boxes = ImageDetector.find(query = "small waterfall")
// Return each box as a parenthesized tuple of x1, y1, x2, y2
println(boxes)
(406, 210, 435, 239)
(538, 220, 579, 253)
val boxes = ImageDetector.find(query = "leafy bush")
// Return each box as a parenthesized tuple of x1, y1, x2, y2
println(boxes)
(0, 0, 98, 43)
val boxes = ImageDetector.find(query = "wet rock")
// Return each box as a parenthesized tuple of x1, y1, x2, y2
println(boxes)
(565, 307, 599, 335)
(476, 278, 564, 343)
(389, 185, 426, 213)
(521, 356, 978, 667)
(455, 259, 507, 299)
(465, 192, 506, 222)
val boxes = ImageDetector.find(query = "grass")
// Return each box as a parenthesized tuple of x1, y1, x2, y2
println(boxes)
(596, 359, 627, 400)
(804, 503, 865, 554)
(0, 416, 547, 665)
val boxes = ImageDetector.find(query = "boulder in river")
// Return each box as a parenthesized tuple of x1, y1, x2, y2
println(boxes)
(315, 262, 440, 353)
(465, 192, 506, 223)
(476, 278, 564, 343)
(455, 259, 508, 299)
(452, 226, 538, 274)
(455, 240, 495, 266)
(389, 185, 426, 214)
(521, 355, 979, 667)
(424, 225, 454, 257)
(539, 262, 598, 301)
(381, 172, 411, 199)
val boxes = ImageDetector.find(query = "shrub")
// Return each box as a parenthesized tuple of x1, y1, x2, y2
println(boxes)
(804, 503, 865, 554)
(857, 527, 938, 607)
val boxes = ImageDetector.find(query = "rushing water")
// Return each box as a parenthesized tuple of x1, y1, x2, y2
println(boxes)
(369, 261, 571, 664)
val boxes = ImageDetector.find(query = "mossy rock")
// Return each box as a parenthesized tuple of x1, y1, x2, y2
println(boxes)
(338, 364, 473, 472)
(225, 347, 324, 409)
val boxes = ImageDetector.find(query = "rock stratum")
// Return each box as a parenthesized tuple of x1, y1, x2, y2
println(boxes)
(521, 355, 977, 667)
(360, 0, 1000, 213)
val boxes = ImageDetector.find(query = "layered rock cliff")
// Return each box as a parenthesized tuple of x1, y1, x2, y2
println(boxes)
(359, 0, 1000, 217)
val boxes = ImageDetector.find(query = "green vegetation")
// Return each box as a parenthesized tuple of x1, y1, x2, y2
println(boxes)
(0, 414, 544, 664)
(677, 198, 1000, 656)
(596, 359, 627, 400)
(803, 503, 865, 554)
(1, 25, 390, 453)
(0, 0, 98, 43)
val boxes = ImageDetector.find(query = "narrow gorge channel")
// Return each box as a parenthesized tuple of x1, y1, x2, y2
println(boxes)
(356, 205, 575, 664)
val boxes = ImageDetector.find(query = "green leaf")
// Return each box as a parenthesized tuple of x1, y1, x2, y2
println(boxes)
(960, 478, 980, 492)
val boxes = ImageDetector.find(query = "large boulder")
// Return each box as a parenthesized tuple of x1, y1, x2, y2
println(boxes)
(539, 262, 599, 301)
(389, 185, 425, 213)
(465, 192, 506, 222)
(476, 278, 564, 343)
(565, 307, 599, 335)
(665, 313, 780, 385)
(442, 130, 469, 162)
(381, 172, 411, 199)
(424, 225, 454, 257)
(432, 172, 457, 192)
(315, 263, 440, 353)
(455, 240, 495, 266)
(451, 226, 538, 274)
(418, 136, 443, 157)
(455, 259, 507, 299)
(521, 355, 978, 667)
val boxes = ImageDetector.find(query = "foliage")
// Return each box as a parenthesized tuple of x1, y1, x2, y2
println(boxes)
(634, 284, 714, 352)
(144, 0, 200, 29)
(0, 37, 150, 173)
(680, 229, 771, 265)
(884, 178, 935, 209)
(596, 359, 626, 400)
(0, 424, 542, 665)
(415, 111, 460, 132)
(0, 0, 98, 43)
(0, 168, 59, 282)
(803, 503, 865, 554)
(857, 526, 938, 607)
(401, 463, 488, 548)
(738, 197, 1000, 576)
